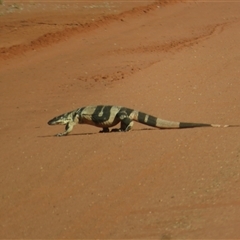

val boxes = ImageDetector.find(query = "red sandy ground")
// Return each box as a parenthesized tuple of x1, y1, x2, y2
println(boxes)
(0, 0, 240, 238)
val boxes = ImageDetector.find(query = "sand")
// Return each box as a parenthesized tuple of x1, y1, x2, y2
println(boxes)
(0, 0, 240, 238)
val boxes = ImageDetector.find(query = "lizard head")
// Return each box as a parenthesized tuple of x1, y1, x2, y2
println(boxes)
(48, 111, 74, 125)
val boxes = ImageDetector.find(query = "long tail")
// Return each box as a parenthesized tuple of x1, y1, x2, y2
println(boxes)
(132, 111, 238, 129)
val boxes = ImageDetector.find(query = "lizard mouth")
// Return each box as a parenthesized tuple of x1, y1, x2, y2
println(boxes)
(47, 119, 54, 125)
(48, 118, 67, 125)
(48, 118, 59, 125)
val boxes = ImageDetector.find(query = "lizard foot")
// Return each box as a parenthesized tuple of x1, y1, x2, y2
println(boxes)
(111, 128, 122, 132)
(99, 128, 110, 133)
(55, 132, 67, 137)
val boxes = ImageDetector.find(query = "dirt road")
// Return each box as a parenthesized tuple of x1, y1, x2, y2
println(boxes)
(1, 1, 240, 238)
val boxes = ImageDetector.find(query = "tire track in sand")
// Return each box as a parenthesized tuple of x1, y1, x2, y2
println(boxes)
(0, 1, 182, 60)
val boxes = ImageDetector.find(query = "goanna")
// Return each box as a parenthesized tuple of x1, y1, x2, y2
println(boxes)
(47, 105, 237, 136)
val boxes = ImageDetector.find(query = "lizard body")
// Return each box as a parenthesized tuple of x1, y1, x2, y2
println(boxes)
(48, 105, 234, 136)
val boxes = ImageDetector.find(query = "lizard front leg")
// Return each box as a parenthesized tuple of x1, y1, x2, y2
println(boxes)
(56, 114, 79, 136)
(56, 122, 75, 136)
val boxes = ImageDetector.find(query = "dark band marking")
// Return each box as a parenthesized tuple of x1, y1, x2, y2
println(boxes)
(124, 108, 134, 116)
(138, 112, 146, 123)
(92, 105, 112, 124)
(179, 122, 211, 128)
(138, 112, 157, 127)
(146, 115, 157, 127)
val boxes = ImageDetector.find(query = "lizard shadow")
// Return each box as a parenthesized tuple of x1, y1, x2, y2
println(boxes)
(38, 128, 158, 138)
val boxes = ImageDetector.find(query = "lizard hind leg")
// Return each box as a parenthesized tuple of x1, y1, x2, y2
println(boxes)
(121, 118, 134, 131)
(111, 110, 134, 132)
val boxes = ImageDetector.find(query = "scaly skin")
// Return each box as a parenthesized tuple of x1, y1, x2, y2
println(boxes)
(47, 105, 235, 136)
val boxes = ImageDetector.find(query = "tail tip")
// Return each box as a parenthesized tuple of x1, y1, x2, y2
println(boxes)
(211, 124, 231, 128)
(211, 124, 229, 128)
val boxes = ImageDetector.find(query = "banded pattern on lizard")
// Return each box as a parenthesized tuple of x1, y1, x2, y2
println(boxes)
(47, 105, 237, 136)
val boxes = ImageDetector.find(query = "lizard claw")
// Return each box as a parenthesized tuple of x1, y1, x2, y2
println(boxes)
(55, 133, 66, 137)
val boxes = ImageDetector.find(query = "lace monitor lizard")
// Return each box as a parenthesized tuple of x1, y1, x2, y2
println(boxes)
(47, 105, 239, 136)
